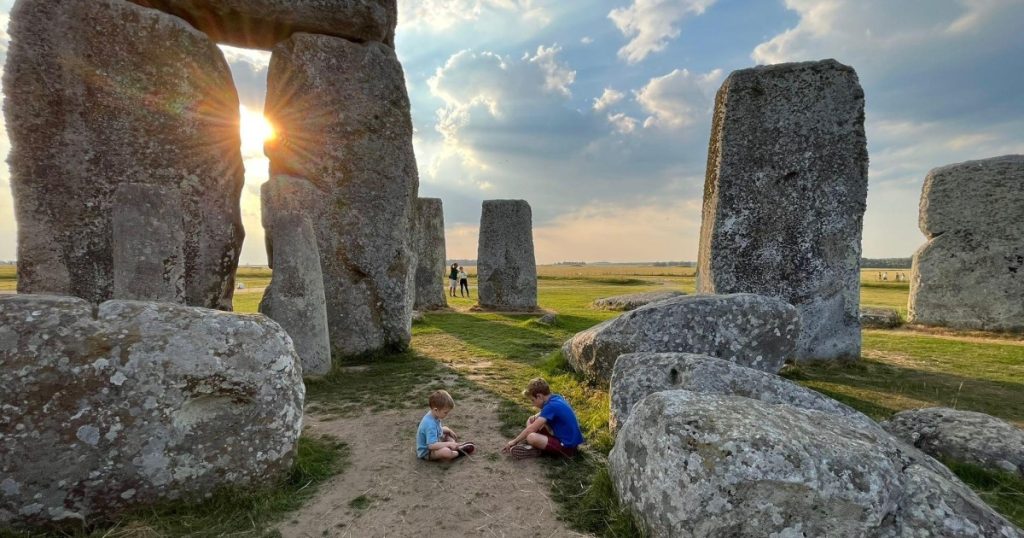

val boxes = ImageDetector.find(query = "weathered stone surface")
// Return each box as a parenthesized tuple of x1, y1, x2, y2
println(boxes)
(918, 155, 1024, 238)
(609, 352, 872, 434)
(5, 0, 245, 310)
(111, 184, 185, 304)
(129, 0, 397, 50)
(536, 313, 558, 326)
(0, 295, 304, 528)
(476, 200, 538, 311)
(412, 198, 447, 311)
(563, 293, 799, 383)
(696, 59, 868, 362)
(884, 407, 1024, 477)
(266, 34, 418, 356)
(610, 391, 1022, 538)
(592, 290, 685, 311)
(909, 156, 1024, 331)
(860, 307, 902, 329)
(259, 212, 331, 376)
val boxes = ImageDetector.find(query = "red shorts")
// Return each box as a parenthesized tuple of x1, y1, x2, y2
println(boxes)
(540, 434, 578, 458)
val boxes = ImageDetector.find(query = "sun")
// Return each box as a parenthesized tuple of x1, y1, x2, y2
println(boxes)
(239, 105, 276, 156)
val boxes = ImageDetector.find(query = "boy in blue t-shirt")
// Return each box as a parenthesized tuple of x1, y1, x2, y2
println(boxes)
(502, 378, 585, 459)
(417, 389, 475, 461)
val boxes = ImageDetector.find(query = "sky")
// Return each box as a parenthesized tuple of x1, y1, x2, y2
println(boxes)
(0, 0, 1022, 265)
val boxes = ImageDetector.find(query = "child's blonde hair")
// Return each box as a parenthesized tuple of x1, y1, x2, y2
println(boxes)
(523, 378, 551, 398)
(428, 389, 455, 410)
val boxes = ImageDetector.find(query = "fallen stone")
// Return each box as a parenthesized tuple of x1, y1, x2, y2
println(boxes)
(609, 352, 873, 434)
(592, 290, 685, 311)
(563, 293, 799, 383)
(860, 307, 902, 329)
(610, 390, 1022, 538)
(0, 295, 304, 528)
(5, 0, 245, 310)
(536, 313, 558, 326)
(476, 200, 538, 311)
(884, 407, 1024, 477)
(111, 184, 185, 304)
(412, 198, 447, 311)
(259, 211, 331, 376)
(696, 59, 868, 362)
(266, 34, 418, 356)
(909, 156, 1024, 331)
(128, 0, 397, 50)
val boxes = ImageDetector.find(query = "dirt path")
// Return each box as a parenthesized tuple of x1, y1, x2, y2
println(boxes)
(279, 392, 590, 538)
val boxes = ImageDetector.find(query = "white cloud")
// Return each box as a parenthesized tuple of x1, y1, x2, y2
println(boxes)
(635, 68, 723, 130)
(399, 0, 551, 31)
(427, 45, 578, 188)
(580, 36, 594, 45)
(752, 0, 1024, 71)
(593, 88, 624, 111)
(609, 0, 717, 64)
(527, 45, 576, 97)
(607, 112, 638, 134)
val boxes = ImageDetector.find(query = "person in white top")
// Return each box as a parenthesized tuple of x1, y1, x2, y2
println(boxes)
(458, 267, 469, 297)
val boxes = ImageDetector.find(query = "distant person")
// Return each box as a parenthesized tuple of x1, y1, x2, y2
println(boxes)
(417, 389, 475, 461)
(448, 263, 458, 297)
(878, 271, 883, 281)
(503, 378, 584, 459)
(882, 271, 888, 281)
(458, 266, 469, 297)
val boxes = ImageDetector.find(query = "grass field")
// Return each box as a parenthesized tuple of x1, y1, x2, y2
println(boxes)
(3, 265, 1022, 535)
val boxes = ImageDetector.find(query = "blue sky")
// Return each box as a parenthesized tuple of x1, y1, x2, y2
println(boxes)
(0, 0, 1022, 264)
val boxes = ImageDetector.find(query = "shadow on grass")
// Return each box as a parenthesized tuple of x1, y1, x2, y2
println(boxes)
(783, 359, 1024, 423)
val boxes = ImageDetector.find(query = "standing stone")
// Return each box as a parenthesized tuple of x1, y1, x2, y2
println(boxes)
(4, 0, 245, 310)
(696, 59, 868, 362)
(112, 184, 185, 304)
(127, 0, 397, 50)
(412, 198, 447, 310)
(0, 295, 304, 528)
(908, 155, 1024, 331)
(476, 200, 538, 311)
(259, 208, 331, 376)
(266, 34, 418, 356)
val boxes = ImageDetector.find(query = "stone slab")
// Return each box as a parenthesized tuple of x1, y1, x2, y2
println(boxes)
(0, 295, 303, 528)
(412, 198, 447, 311)
(476, 200, 538, 311)
(5, 0, 244, 310)
(266, 34, 418, 356)
(129, 0, 397, 50)
(696, 59, 868, 362)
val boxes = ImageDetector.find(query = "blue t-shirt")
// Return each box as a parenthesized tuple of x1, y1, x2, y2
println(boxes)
(416, 411, 443, 459)
(539, 394, 585, 448)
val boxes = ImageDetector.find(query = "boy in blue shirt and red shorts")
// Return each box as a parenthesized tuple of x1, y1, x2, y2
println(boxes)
(502, 378, 584, 459)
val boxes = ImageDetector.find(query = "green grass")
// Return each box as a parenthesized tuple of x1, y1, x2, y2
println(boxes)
(0, 435, 350, 538)
(6, 264, 1023, 535)
(942, 460, 1024, 528)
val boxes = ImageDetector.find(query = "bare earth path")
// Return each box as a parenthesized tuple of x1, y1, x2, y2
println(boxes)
(279, 391, 590, 538)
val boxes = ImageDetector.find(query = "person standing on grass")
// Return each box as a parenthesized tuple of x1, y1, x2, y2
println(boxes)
(458, 266, 469, 297)
(502, 378, 584, 459)
(448, 263, 459, 297)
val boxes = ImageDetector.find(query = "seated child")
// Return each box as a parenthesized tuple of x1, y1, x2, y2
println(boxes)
(502, 378, 584, 459)
(417, 389, 475, 461)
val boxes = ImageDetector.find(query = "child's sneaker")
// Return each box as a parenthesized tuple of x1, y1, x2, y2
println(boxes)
(509, 444, 541, 460)
(457, 442, 476, 457)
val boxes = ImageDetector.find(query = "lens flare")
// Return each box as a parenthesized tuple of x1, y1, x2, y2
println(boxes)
(239, 105, 276, 158)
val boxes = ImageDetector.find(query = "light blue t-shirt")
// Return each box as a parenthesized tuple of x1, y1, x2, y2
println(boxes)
(539, 394, 585, 448)
(416, 411, 443, 459)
